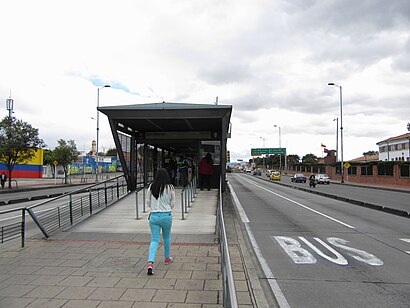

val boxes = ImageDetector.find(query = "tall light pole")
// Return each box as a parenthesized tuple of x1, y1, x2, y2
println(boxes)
(96, 85, 111, 181)
(260, 137, 266, 170)
(333, 117, 338, 161)
(274, 125, 281, 173)
(328, 83, 344, 183)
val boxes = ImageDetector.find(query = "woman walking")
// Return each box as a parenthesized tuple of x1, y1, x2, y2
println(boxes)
(146, 168, 175, 275)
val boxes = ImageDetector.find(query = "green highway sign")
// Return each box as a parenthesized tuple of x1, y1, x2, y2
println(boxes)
(251, 148, 286, 156)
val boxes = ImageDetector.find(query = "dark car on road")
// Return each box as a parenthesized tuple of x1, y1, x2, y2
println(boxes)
(291, 173, 307, 183)
(252, 169, 262, 176)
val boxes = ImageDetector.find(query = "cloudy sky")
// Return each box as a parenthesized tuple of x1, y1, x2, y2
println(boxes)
(1, 0, 409, 161)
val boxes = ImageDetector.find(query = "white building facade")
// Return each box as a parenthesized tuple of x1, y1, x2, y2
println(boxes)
(377, 132, 410, 162)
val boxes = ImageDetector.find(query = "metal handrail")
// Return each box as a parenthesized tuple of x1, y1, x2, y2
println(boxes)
(181, 175, 197, 220)
(217, 176, 238, 308)
(0, 175, 128, 247)
(135, 182, 150, 220)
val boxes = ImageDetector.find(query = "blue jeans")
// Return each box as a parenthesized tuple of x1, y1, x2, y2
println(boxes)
(148, 212, 172, 263)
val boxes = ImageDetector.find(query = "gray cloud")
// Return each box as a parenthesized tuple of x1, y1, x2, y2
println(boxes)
(197, 62, 252, 85)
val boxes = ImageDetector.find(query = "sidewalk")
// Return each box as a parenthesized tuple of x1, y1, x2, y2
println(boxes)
(329, 179, 410, 193)
(1, 175, 114, 192)
(0, 187, 255, 307)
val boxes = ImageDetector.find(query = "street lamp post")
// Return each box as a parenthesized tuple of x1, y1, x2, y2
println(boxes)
(333, 117, 338, 161)
(96, 85, 111, 182)
(260, 137, 266, 170)
(328, 83, 344, 183)
(274, 125, 281, 173)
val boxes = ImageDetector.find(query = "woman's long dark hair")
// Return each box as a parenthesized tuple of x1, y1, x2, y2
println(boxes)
(150, 168, 171, 199)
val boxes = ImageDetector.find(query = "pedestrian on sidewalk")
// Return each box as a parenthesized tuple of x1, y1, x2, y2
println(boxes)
(199, 152, 213, 190)
(0, 172, 7, 189)
(146, 168, 175, 275)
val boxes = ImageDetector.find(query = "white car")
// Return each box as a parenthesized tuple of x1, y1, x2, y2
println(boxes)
(315, 174, 330, 184)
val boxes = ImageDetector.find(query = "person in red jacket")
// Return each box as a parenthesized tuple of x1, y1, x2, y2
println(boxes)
(199, 153, 213, 191)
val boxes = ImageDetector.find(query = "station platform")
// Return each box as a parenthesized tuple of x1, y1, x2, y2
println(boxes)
(0, 185, 256, 307)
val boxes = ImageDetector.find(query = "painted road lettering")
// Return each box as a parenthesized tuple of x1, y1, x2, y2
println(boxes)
(273, 236, 383, 266)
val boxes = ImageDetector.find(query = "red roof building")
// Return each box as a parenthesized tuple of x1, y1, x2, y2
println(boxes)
(376, 132, 410, 162)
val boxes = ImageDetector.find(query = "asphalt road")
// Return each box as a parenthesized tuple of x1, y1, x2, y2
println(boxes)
(0, 185, 91, 206)
(228, 173, 410, 308)
(262, 173, 410, 215)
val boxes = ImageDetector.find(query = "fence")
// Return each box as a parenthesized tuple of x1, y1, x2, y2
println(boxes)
(181, 176, 197, 220)
(0, 175, 128, 247)
(134, 176, 198, 221)
(216, 177, 238, 308)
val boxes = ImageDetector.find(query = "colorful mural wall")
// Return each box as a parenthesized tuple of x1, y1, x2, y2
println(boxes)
(68, 156, 118, 175)
(0, 148, 44, 178)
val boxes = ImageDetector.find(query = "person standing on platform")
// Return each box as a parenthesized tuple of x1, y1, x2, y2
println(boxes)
(168, 156, 177, 186)
(146, 168, 175, 275)
(199, 153, 213, 190)
(177, 155, 188, 187)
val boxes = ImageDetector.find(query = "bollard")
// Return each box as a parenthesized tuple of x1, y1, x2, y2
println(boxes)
(181, 191, 185, 220)
(185, 189, 188, 213)
(104, 182, 108, 206)
(89, 188, 93, 215)
(21, 209, 25, 248)
(143, 186, 146, 213)
(69, 195, 73, 225)
(135, 190, 139, 220)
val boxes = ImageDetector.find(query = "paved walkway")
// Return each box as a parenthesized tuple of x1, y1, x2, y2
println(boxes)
(0, 186, 256, 308)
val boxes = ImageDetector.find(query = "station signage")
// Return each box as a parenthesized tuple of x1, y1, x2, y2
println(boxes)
(251, 148, 286, 156)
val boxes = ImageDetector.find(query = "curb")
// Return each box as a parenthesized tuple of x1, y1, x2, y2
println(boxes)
(329, 181, 410, 194)
(0, 183, 87, 194)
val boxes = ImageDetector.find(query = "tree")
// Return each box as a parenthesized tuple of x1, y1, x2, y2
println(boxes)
(52, 139, 79, 184)
(287, 154, 300, 166)
(363, 150, 379, 156)
(43, 149, 56, 177)
(302, 153, 318, 164)
(106, 148, 117, 157)
(0, 116, 46, 188)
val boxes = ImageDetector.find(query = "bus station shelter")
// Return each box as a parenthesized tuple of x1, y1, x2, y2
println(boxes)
(98, 102, 232, 191)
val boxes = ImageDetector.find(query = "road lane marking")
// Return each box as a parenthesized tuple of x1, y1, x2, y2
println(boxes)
(238, 174, 356, 229)
(400, 238, 410, 255)
(228, 181, 249, 223)
(228, 181, 290, 308)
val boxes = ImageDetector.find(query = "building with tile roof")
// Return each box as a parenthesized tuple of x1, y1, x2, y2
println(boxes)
(376, 132, 410, 162)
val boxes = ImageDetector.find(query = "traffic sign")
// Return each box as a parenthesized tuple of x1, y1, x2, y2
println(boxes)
(344, 162, 351, 168)
(53, 160, 58, 166)
(251, 148, 286, 156)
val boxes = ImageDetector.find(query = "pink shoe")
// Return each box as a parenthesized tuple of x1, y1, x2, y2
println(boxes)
(164, 257, 173, 265)
(147, 262, 154, 275)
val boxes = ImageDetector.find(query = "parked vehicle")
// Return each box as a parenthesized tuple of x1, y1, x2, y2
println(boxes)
(252, 169, 262, 176)
(315, 174, 330, 184)
(270, 171, 281, 181)
(291, 173, 307, 183)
